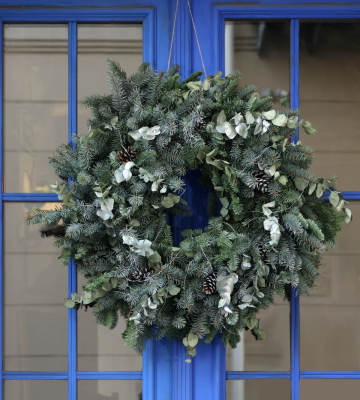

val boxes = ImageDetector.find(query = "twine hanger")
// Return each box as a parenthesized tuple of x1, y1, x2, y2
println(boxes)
(167, 0, 207, 77)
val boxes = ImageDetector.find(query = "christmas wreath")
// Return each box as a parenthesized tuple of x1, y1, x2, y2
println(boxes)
(26, 60, 351, 361)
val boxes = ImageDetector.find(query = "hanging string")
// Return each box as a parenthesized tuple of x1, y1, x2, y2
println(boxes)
(186, 0, 207, 77)
(167, 0, 207, 77)
(167, 0, 180, 73)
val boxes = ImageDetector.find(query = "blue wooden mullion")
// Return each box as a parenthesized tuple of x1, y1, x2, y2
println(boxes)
(68, 21, 77, 400)
(290, 18, 300, 400)
(4, 0, 360, 7)
(1, 4, 360, 21)
(0, 20, 4, 400)
(3, 191, 360, 203)
(227, 372, 291, 380)
(77, 371, 142, 380)
(0, 3, 359, 399)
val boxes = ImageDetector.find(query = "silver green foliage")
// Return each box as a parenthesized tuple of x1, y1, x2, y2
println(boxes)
(25, 61, 351, 361)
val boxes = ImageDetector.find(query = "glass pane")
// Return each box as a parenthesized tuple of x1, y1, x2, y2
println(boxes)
(226, 296, 290, 371)
(77, 24, 142, 132)
(226, 379, 290, 400)
(301, 201, 360, 370)
(4, 25, 68, 193)
(4, 380, 67, 400)
(225, 21, 291, 372)
(77, 276, 142, 371)
(225, 21, 290, 106)
(76, 25, 142, 371)
(299, 22, 360, 191)
(4, 203, 67, 371)
(78, 380, 142, 400)
(301, 380, 360, 400)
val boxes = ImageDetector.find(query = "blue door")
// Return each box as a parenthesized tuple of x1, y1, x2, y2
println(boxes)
(1, 1, 360, 399)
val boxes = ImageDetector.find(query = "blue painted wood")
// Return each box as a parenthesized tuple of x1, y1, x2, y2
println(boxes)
(143, 337, 175, 400)
(3, 372, 68, 380)
(4, 191, 360, 202)
(68, 21, 77, 400)
(1, 2, 360, 400)
(227, 371, 291, 380)
(0, 20, 3, 400)
(170, 0, 191, 78)
(0, 5, 170, 71)
(290, 19, 300, 400)
(77, 371, 143, 380)
(193, 3, 360, 76)
(300, 371, 360, 379)
(2, 193, 60, 202)
(192, 335, 226, 399)
(2, 0, 360, 8)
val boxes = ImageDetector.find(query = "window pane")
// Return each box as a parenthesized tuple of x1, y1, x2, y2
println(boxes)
(78, 380, 142, 400)
(225, 21, 290, 106)
(301, 201, 360, 370)
(77, 276, 142, 371)
(299, 22, 360, 191)
(226, 296, 290, 371)
(76, 24, 142, 372)
(4, 25, 68, 193)
(225, 21, 290, 372)
(77, 24, 142, 132)
(301, 380, 360, 400)
(4, 203, 67, 371)
(226, 379, 290, 400)
(4, 380, 67, 400)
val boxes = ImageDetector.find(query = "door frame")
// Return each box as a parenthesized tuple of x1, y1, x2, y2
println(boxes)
(1, 1, 360, 400)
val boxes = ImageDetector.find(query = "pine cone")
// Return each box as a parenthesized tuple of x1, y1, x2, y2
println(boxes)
(132, 266, 154, 282)
(203, 272, 217, 295)
(258, 243, 268, 261)
(253, 170, 269, 193)
(118, 146, 136, 163)
(195, 119, 206, 130)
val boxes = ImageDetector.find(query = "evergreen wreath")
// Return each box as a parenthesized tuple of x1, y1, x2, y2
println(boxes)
(26, 60, 352, 361)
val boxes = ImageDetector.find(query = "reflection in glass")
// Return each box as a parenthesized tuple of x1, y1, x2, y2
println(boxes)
(76, 24, 143, 371)
(225, 21, 291, 371)
(77, 276, 142, 371)
(4, 25, 68, 193)
(301, 202, 360, 370)
(4, 380, 67, 400)
(226, 296, 290, 371)
(226, 379, 290, 400)
(78, 380, 142, 400)
(77, 25, 142, 133)
(301, 380, 360, 400)
(4, 203, 67, 371)
(225, 21, 290, 106)
(300, 22, 360, 190)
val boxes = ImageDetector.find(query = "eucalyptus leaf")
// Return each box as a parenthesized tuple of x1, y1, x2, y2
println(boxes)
(148, 252, 162, 264)
(241, 294, 253, 303)
(308, 183, 316, 195)
(336, 199, 345, 212)
(220, 207, 228, 217)
(187, 332, 198, 347)
(217, 110, 226, 125)
(246, 317, 258, 330)
(344, 207, 352, 224)
(329, 191, 340, 207)
(316, 183, 324, 198)
(64, 298, 76, 308)
(220, 197, 229, 208)
(272, 114, 288, 127)
(278, 176, 288, 186)
(168, 285, 181, 296)
(295, 179, 307, 191)
(161, 197, 174, 208)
